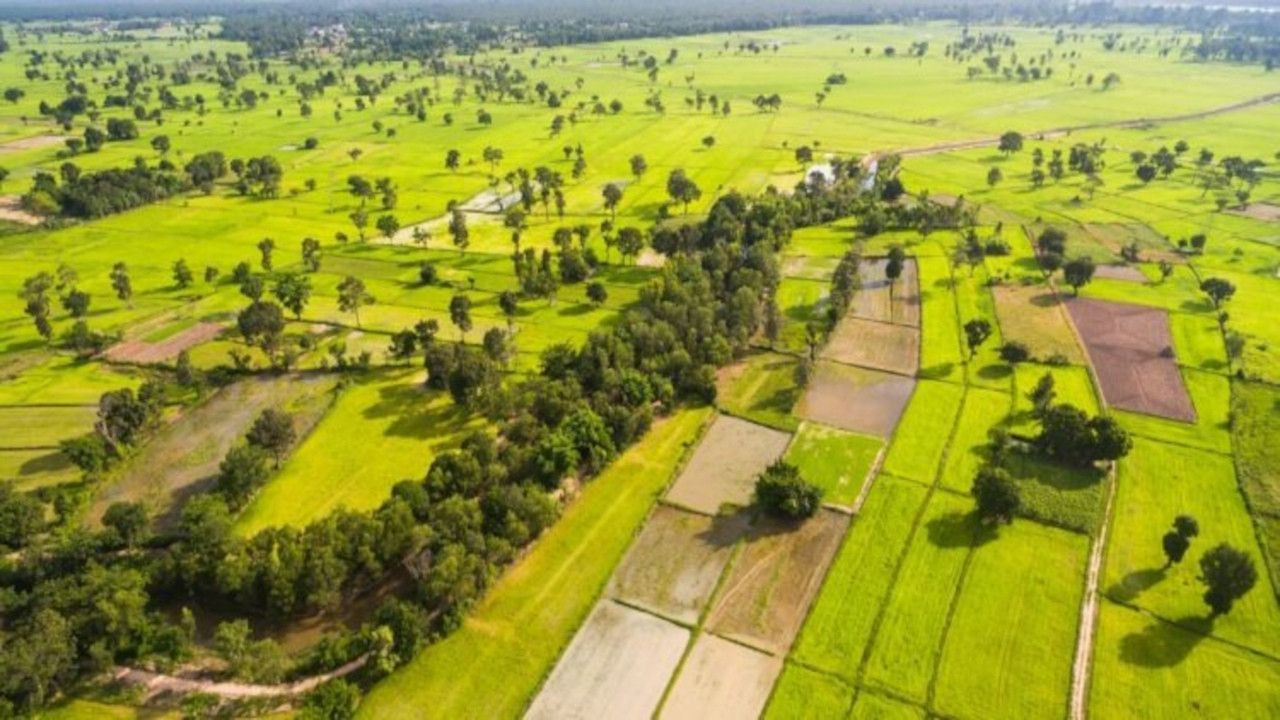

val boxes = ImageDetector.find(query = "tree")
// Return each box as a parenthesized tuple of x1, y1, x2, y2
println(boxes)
(257, 237, 276, 272)
(349, 208, 369, 240)
(377, 214, 400, 239)
(61, 289, 90, 318)
(666, 169, 701, 213)
(216, 445, 271, 509)
(110, 262, 133, 304)
(963, 318, 992, 358)
(1162, 514, 1199, 567)
(999, 341, 1030, 364)
(237, 300, 286, 357)
(601, 183, 623, 219)
(151, 134, 170, 155)
(884, 245, 906, 300)
(998, 130, 1024, 155)
(1200, 277, 1236, 309)
(0, 481, 44, 550)
(482, 327, 510, 365)
(498, 290, 519, 330)
(1028, 372, 1057, 417)
(629, 154, 647, 180)
(1199, 543, 1257, 616)
(300, 679, 360, 720)
(246, 409, 295, 467)
(445, 149, 461, 172)
(172, 259, 194, 289)
(337, 276, 373, 327)
(1136, 163, 1157, 184)
(102, 501, 149, 548)
(702, 135, 716, 149)
(754, 461, 823, 519)
(449, 209, 470, 253)
(302, 237, 322, 272)
(450, 294, 473, 342)
(586, 282, 608, 307)
(972, 465, 1020, 524)
(1062, 256, 1096, 295)
(20, 272, 53, 339)
(986, 166, 1003, 187)
(1035, 404, 1132, 466)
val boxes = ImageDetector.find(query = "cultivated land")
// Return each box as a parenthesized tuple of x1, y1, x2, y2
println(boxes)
(1, 13, 1278, 720)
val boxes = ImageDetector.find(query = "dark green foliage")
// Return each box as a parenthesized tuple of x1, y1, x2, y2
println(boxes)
(1035, 403, 1132, 465)
(972, 465, 1020, 524)
(1199, 543, 1258, 616)
(755, 461, 823, 519)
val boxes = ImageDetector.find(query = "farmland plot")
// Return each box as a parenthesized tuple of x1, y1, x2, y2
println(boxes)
(665, 413, 792, 515)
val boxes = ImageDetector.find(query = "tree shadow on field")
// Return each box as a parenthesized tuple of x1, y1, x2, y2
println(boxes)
(1029, 291, 1061, 308)
(365, 381, 471, 439)
(694, 507, 753, 550)
(918, 362, 956, 380)
(19, 449, 71, 475)
(1120, 614, 1212, 668)
(1106, 566, 1168, 604)
(925, 511, 997, 550)
(976, 362, 1013, 381)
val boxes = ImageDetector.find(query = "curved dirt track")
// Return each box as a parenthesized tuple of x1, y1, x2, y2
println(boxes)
(113, 653, 367, 701)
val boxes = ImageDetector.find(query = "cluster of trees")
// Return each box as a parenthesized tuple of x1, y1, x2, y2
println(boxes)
(1158, 514, 1259, 617)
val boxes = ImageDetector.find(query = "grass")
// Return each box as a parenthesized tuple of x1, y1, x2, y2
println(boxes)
(762, 663, 854, 719)
(880, 380, 964, 483)
(1009, 362, 1099, 437)
(938, 387, 1012, 493)
(784, 422, 883, 508)
(1233, 380, 1280, 517)
(716, 351, 803, 432)
(1104, 436, 1280, 658)
(917, 255, 965, 383)
(861, 491, 974, 704)
(1003, 452, 1107, 535)
(848, 692, 928, 720)
(1089, 600, 1280, 720)
(234, 369, 482, 534)
(791, 475, 929, 681)
(356, 407, 712, 719)
(933, 520, 1088, 720)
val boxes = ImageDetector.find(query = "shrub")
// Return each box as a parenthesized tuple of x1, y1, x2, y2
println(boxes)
(755, 461, 823, 519)
(999, 341, 1031, 363)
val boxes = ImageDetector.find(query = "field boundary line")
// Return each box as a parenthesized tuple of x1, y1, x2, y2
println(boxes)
(1102, 596, 1280, 665)
(1069, 462, 1118, 720)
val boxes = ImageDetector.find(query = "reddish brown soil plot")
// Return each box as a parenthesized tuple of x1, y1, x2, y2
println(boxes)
(705, 508, 850, 655)
(1064, 297, 1196, 422)
(105, 322, 224, 364)
(664, 414, 792, 515)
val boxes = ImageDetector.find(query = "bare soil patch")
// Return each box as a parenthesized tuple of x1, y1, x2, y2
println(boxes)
(852, 258, 919, 326)
(1230, 203, 1280, 222)
(0, 134, 64, 153)
(664, 414, 792, 515)
(105, 322, 224, 364)
(659, 633, 782, 719)
(607, 506, 749, 625)
(992, 284, 1085, 363)
(0, 195, 42, 225)
(88, 373, 337, 529)
(795, 362, 916, 437)
(822, 317, 919, 375)
(1064, 297, 1196, 422)
(525, 600, 690, 720)
(1093, 264, 1148, 283)
(705, 509, 850, 654)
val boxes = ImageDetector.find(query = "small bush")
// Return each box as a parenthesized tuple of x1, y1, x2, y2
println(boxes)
(755, 460, 823, 519)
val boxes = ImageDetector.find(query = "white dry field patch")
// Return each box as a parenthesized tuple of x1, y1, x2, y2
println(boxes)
(0, 195, 42, 225)
(664, 413, 792, 515)
(524, 600, 689, 720)
(659, 633, 782, 720)
(606, 505, 748, 624)
(0, 134, 64, 153)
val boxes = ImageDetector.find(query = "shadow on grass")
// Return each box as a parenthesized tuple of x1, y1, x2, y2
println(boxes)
(1120, 614, 1213, 668)
(366, 380, 472, 439)
(919, 362, 956, 380)
(976, 362, 1013, 380)
(1107, 567, 1168, 604)
(18, 449, 71, 475)
(925, 511, 998, 550)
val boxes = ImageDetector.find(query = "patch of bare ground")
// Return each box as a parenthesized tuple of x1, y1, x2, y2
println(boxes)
(1064, 297, 1196, 422)
(659, 633, 782, 719)
(88, 373, 338, 529)
(822, 317, 920, 375)
(0, 195, 42, 225)
(991, 283, 1086, 363)
(1093, 264, 1148, 283)
(105, 322, 224, 364)
(704, 508, 850, 655)
(795, 361, 915, 437)
(852, 258, 920, 326)
(1230, 202, 1280, 222)
(606, 506, 749, 625)
(0, 134, 64, 153)
(664, 414, 792, 516)
(524, 600, 689, 720)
